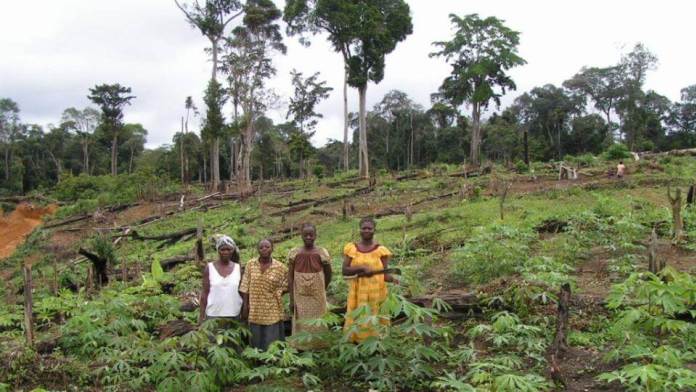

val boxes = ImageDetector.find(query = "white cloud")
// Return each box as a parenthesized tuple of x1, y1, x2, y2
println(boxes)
(1, 0, 694, 148)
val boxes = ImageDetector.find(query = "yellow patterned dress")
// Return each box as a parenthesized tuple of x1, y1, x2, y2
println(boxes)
(288, 247, 331, 349)
(343, 242, 392, 343)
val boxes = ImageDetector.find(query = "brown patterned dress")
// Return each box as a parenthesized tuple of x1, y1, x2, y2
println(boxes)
(288, 247, 331, 341)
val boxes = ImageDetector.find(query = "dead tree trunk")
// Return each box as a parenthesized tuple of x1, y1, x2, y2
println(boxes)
(122, 258, 128, 282)
(195, 220, 205, 266)
(687, 185, 695, 206)
(23, 265, 34, 347)
(499, 182, 512, 221)
(548, 283, 571, 388)
(667, 187, 684, 242)
(648, 228, 662, 274)
(78, 248, 109, 288)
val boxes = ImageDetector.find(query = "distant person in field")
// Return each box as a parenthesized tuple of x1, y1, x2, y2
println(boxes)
(199, 235, 243, 324)
(342, 217, 398, 343)
(617, 161, 626, 178)
(287, 223, 332, 348)
(240, 238, 288, 350)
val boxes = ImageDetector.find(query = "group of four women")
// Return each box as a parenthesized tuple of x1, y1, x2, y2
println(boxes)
(198, 218, 399, 350)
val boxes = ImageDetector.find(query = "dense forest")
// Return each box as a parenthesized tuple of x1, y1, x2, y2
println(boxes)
(1, 0, 695, 196)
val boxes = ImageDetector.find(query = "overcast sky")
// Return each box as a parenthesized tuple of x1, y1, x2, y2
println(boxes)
(2, 0, 695, 148)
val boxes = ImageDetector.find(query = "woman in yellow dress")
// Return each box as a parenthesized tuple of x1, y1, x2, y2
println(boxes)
(342, 217, 399, 342)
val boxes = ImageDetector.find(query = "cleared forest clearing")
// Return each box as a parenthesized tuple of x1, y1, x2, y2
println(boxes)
(1, 157, 696, 391)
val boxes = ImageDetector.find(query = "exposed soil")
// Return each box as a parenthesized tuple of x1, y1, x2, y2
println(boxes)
(560, 347, 620, 392)
(0, 203, 57, 259)
(657, 240, 696, 273)
(573, 248, 612, 300)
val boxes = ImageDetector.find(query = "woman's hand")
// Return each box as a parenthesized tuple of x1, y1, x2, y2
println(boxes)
(357, 266, 371, 276)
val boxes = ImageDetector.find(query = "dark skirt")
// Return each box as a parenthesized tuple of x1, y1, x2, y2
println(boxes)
(249, 321, 285, 351)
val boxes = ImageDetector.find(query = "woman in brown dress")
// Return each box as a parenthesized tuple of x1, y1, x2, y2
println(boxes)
(287, 223, 332, 346)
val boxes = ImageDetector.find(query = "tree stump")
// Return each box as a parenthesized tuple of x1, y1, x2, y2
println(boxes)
(648, 228, 661, 274)
(23, 265, 34, 347)
(667, 187, 684, 243)
(548, 283, 571, 388)
(499, 182, 512, 221)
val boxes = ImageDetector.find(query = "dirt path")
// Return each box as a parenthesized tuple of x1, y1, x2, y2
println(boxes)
(0, 203, 57, 259)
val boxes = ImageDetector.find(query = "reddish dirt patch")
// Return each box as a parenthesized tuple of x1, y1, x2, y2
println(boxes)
(114, 202, 159, 226)
(0, 203, 57, 259)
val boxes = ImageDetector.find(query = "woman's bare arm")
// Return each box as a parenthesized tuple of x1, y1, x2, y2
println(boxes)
(342, 255, 368, 276)
(199, 264, 210, 324)
(381, 256, 398, 283)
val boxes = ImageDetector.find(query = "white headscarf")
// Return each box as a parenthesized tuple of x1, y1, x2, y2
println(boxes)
(215, 235, 237, 252)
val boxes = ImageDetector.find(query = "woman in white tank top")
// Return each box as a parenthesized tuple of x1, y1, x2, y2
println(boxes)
(198, 235, 244, 323)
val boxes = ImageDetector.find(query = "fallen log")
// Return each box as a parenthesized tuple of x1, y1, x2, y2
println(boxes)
(157, 319, 195, 339)
(449, 166, 491, 178)
(196, 192, 221, 202)
(43, 214, 92, 229)
(270, 186, 371, 217)
(114, 227, 197, 242)
(395, 172, 422, 181)
(160, 255, 196, 271)
(411, 191, 458, 206)
(639, 148, 696, 158)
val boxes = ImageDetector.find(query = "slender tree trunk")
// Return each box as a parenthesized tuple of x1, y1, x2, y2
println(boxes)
(111, 134, 118, 176)
(48, 152, 62, 179)
(470, 103, 481, 166)
(343, 71, 350, 171)
(229, 138, 235, 181)
(180, 118, 185, 184)
(214, 138, 222, 190)
(211, 40, 218, 81)
(523, 129, 529, 165)
(410, 111, 415, 167)
(210, 38, 221, 190)
(358, 85, 369, 178)
(82, 141, 90, 175)
(237, 113, 253, 192)
(202, 150, 207, 184)
(129, 148, 134, 174)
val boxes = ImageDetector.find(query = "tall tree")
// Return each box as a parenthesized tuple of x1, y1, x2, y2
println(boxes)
(563, 66, 623, 135)
(667, 85, 696, 147)
(0, 98, 20, 181)
(513, 85, 583, 160)
(431, 14, 526, 166)
(616, 43, 658, 149)
(121, 124, 148, 174)
(60, 107, 100, 175)
(286, 70, 332, 177)
(284, 0, 413, 178)
(87, 84, 135, 176)
(179, 96, 198, 184)
(201, 78, 227, 186)
(175, 0, 245, 190)
(375, 90, 421, 169)
(221, 0, 284, 190)
(44, 125, 71, 180)
(287, 70, 333, 134)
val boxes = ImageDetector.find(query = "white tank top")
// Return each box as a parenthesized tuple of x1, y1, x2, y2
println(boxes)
(206, 262, 243, 317)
